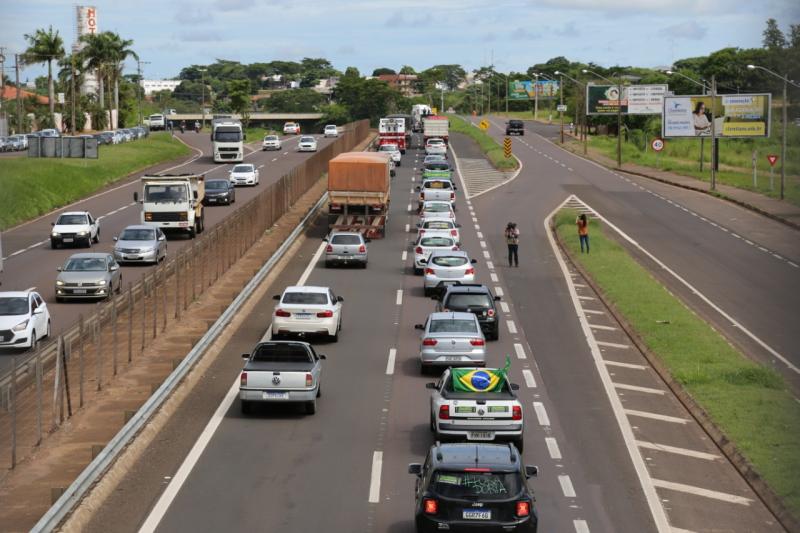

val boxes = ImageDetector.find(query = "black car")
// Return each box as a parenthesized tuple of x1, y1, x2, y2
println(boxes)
(435, 283, 501, 340)
(203, 178, 236, 206)
(409, 443, 538, 533)
(506, 120, 524, 136)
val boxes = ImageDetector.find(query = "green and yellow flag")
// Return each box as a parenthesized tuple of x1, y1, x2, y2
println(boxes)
(452, 356, 511, 393)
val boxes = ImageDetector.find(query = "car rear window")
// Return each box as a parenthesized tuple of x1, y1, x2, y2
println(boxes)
(424, 204, 451, 212)
(424, 221, 453, 230)
(429, 319, 478, 333)
(509, 120, 524, 127)
(421, 237, 454, 247)
(331, 235, 361, 245)
(431, 256, 468, 267)
(282, 292, 328, 305)
(424, 181, 451, 189)
(446, 294, 492, 308)
(252, 343, 312, 363)
(425, 163, 450, 171)
(431, 471, 521, 500)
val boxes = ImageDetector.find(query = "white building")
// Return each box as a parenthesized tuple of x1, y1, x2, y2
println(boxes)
(141, 79, 182, 96)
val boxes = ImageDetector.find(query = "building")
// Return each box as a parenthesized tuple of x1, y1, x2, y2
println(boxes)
(312, 77, 339, 95)
(1, 86, 49, 105)
(377, 74, 419, 97)
(140, 79, 182, 96)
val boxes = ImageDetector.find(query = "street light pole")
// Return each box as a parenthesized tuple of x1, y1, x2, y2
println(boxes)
(199, 68, 207, 129)
(533, 73, 539, 121)
(559, 74, 564, 144)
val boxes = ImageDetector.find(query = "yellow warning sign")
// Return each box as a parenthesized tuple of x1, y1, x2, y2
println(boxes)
(479, 120, 489, 131)
(503, 137, 512, 158)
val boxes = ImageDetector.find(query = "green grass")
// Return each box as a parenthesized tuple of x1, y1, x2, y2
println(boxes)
(0, 133, 190, 230)
(244, 126, 280, 143)
(447, 115, 519, 171)
(554, 209, 800, 516)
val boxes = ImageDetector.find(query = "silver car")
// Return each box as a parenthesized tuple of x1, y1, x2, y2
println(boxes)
(325, 231, 369, 268)
(413, 234, 458, 275)
(418, 201, 455, 224)
(418, 219, 461, 243)
(414, 312, 486, 373)
(113, 225, 167, 264)
(423, 250, 477, 296)
(55, 253, 122, 302)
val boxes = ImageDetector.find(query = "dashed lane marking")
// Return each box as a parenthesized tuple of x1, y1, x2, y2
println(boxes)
(499, 301, 510, 313)
(395, 290, 403, 306)
(596, 340, 629, 349)
(494, 286, 504, 296)
(401, 250, 407, 261)
(480, 241, 487, 248)
(368, 451, 383, 503)
(522, 369, 537, 387)
(613, 382, 664, 395)
(386, 349, 397, 376)
(588, 323, 616, 331)
(483, 250, 491, 259)
(533, 402, 550, 426)
(490, 273, 499, 282)
(583, 309, 604, 315)
(559, 475, 576, 498)
(624, 409, 689, 424)
(546, 437, 562, 459)
(405, 223, 410, 233)
(605, 360, 647, 370)
(507, 320, 517, 334)
(487, 261, 494, 270)
(574, 520, 590, 533)
(513, 343, 526, 359)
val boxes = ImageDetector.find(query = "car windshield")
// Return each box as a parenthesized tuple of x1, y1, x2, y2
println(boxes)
(57, 214, 89, 225)
(206, 180, 228, 190)
(119, 229, 155, 241)
(214, 130, 242, 142)
(421, 237, 454, 247)
(431, 256, 468, 267)
(64, 257, 107, 271)
(424, 221, 453, 230)
(446, 294, 492, 308)
(232, 165, 253, 173)
(282, 292, 328, 305)
(0, 297, 28, 316)
(264, 135, 278, 141)
(144, 184, 187, 203)
(379, 145, 398, 151)
(300, 137, 315, 143)
(429, 319, 478, 333)
(424, 181, 451, 189)
(428, 140, 444, 145)
(431, 470, 520, 500)
(331, 235, 362, 245)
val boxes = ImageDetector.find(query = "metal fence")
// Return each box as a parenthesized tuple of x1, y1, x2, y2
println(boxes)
(0, 119, 369, 474)
(27, 136, 99, 158)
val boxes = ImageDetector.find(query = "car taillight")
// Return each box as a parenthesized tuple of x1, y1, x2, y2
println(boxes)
(240, 372, 247, 386)
(516, 500, 530, 517)
(450, 229, 457, 236)
(305, 373, 313, 387)
(358, 244, 366, 253)
(470, 339, 485, 346)
(423, 498, 438, 515)
(419, 229, 426, 234)
(422, 338, 438, 346)
(465, 267, 475, 275)
(512, 405, 522, 420)
(275, 309, 291, 317)
(450, 192, 455, 199)
(425, 268, 435, 275)
(438, 405, 450, 420)
(487, 309, 495, 317)
(415, 246, 423, 254)
(317, 310, 333, 318)
(326, 244, 333, 252)
(144, 212, 153, 221)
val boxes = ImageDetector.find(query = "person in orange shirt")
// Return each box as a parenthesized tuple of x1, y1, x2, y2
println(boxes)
(576, 214, 589, 253)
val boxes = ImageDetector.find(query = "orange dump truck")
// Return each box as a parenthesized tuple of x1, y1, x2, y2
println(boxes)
(327, 152, 392, 239)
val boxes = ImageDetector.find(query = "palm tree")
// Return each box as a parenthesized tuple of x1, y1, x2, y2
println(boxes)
(106, 33, 138, 114)
(79, 32, 113, 111)
(22, 26, 65, 116)
(79, 32, 137, 128)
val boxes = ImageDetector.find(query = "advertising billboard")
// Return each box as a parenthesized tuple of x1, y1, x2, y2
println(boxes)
(586, 84, 668, 115)
(508, 80, 560, 100)
(76, 6, 98, 37)
(662, 94, 771, 138)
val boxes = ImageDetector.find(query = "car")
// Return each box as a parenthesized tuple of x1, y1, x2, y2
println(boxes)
(378, 143, 402, 166)
(506, 120, 525, 136)
(413, 234, 458, 275)
(421, 161, 453, 181)
(55, 253, 122, 302)
(113, 225, 167, 264)
(419, 201, 456, 225)
(0, 290, 51, 350)
(0, 136, 8, 152)
(283, 122, 301, 134)
(7, 134, 28, 151)
(297, 136, 318, 152)
(408, 443, 539, 533)
(97, 132, 115, 145)
(418, 179, 456, 209)
(38, 128, 60, 138)
(423, 154, 448, 165)
(51, 211, 100, 248)
(203, 178, 236, 205)
(262, 134, 282, 151)
(423, 250, 477, 297)
(323, 124, 339, 137)
(324, 231, 369, 268)
(437, 284, 502, 340)
(425, 138, 447, 157)
(239, 340, 325, 415)
(229, 163, 260, 186)
(112, 131, 125, 144)
(417, 219, 461, 243)
(414, 312, 486, 371)
(272, 286, 343, 341)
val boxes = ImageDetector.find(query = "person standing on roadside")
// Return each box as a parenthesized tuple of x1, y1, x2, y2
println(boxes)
(576, 214, 590, 253)
(505, 222, 520, 267)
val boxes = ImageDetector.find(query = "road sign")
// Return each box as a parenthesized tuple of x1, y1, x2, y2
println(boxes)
(767, 154, 778, 167)
(503, 137, 512, 158)
(431, 107, 438, 115)
(557, 104, 567, 112)
(651, 138, 665, 152)
(479, 120, 489, 131)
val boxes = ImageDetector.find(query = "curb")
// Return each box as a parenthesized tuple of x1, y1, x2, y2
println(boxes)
(550, 215, 800, 533)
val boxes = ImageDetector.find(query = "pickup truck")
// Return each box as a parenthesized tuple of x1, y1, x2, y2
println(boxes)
(239, 340, 325, 415)
(417, 178, 456, 209)
(427, 366, 524, 450)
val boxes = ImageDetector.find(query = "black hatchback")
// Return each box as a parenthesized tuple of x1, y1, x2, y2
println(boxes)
(506, 120, 525, 136)
(409, 442, 538, 532)
(436, 284, 501, 340)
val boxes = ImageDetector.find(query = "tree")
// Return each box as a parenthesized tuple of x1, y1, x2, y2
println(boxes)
(319, 103, 351, 126)
(343, 66, 361, 78)
(300, 58, 339, 88)
(399, 65, 416, 75)
(762, 18, 787, 50)
(372, 68, 396, 76)
(22, 25, 65, 115)
(105, 32, 138, 115)
(263, 88, 326, 112)
(227, 79, 251, 125)
(79, 32, 114, 111)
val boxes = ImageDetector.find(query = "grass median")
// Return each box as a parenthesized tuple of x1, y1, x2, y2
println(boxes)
(0, 133, 190, 230)
(447, 114, 519, 171)
(554, 209, 800, 516)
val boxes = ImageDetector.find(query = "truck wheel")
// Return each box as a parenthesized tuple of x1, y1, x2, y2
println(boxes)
(241, 400, 251, 415)
(305, 399, 316, 415)
(188, 226, 196, 239)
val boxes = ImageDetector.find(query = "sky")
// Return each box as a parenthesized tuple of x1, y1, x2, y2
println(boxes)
(1, 0, 798, 83)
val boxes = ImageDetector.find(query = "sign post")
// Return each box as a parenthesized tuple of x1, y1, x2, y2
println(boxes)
(503, 137, 512, 159)
(479, 119, 489, 131)
(752, 151, 757, 187)
(651, 138, 664, 169)
(767, 154, 778, 191)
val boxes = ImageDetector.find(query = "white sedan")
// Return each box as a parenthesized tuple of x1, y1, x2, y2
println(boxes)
(413, 234, 458, 275)
(272, 286, 343, 341)
(297, 136, 318, 152)
(229, 163, 260, 186)
(378, 143, 402, 166)
(324, 124, 339, 137)
(262, 134, 282, 150)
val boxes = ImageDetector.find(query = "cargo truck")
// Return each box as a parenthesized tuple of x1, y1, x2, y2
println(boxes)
(327, 152, 391, 239)
(378, 117, 407, 153)
(423, 115, 449, 144)
(134, 174, 205, 238)
(211, 119, 244, 163)
(411, 104, 432, 132)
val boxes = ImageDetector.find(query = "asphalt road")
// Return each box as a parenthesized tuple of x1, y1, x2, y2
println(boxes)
(0, 131, 338, 372)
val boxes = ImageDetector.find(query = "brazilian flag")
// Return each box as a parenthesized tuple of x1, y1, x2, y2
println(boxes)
(452, 356, 511, 393)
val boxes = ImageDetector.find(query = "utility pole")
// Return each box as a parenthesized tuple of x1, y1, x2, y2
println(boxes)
(559, 74, 564, 144)
(616, 76, 622, 168)
(534, 73, 539, 121)
(200, 68, 207, 128)
(0, 48, 6, 135)
(710, 74, 717, 191)
(71, 55, 76, 134)
(781, 73, 787, 200)
(15, 54, 22, 133)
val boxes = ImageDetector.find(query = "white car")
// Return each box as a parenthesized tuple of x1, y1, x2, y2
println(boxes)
(0, 290, 51, 350)
(378, 143, 402, 166)
(423, 250, 477, 296)
(51, 211, 100, 248)
(419, 201, 456, 224)
(229, 163, 260, 186)
(413, 234, 458, 275)
(262, 134, 282, 150)
(298, 136, 318, 152)
(425, 138, 447, 157)
(324, 124, 339, 137)
(272, 286, 343, 341)
(283, 122, 301, 134)
(417, 219, 461, 243)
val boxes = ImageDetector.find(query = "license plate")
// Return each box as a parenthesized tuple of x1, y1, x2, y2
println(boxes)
(73, 289, 87, 294)
(178, 222, 189, 227)
(462, 509, 491, 520)
(63, 238, 74, 243)
(445, 356, 462, 361)
(208, 198, 217, 202)
(264, 391, 289, 399)
(295, 313, 312, 319)
(124, 255, 140, 260)
(455, 406, 475, 413)
(467, 431, 494, 441)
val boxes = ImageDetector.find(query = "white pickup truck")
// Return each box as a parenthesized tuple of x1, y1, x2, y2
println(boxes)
(427, 367, 525, 450)
(239, 340, 325, 415)
(417, 178, 456, 209)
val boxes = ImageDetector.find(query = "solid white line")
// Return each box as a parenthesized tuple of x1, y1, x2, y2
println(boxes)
(605, 360, 647, 370)
(522, 369, 536, 388)
(507, 320, 517, 334)
(651, 479, 751, 505)
(494, 286, 504, 296)
(583, 309, 604, 315)
(499, 301, 509, 313)
(596, 341, 629, 349)
(402, 250, 408, 261)
(513, 343, 526, 359)
(559, 475, 576, 498)
(624, 409, 688, 424)
(486, 260, 493, 270)
(532, 402, 550, 426)
(396, 289, 403, 306)
(671, 528, 697, 533)
(636, 441, 719, 461)
(490, 273, 499, 282)
(298, 242, 326, 286)
(368, 451, 383, 503)
(614, 382, 664, 395)
(545, 437, 562, 459)
(386, 349, 397, 375)
(588, 323, 616, 331)
(574, 519, 590, 533)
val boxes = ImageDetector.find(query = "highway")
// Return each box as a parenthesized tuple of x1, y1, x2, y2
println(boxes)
(79, 136, 781, 532)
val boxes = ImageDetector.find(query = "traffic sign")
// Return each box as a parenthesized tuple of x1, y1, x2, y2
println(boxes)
(557, 104, 567, 112)
(479, 119, 489, 131)
(503, 137, 512, 158)
(651, 138, 665, 152)
(767, 154, 778, 167)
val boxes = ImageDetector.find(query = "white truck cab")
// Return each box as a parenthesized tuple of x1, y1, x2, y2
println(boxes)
(135, 174, 206, 238)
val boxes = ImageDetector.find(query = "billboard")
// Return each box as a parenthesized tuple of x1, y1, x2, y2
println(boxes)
(508, 80, 560, 100)
(662, 94, 771, 138)
(587, 84, 668, 115)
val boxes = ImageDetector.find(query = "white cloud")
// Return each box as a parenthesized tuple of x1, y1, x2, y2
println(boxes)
(659, 20, 708, 40)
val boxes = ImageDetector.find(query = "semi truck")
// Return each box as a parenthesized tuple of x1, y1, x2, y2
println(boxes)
(327, 152, 392, 239)
(378, 117, 407, 154)
(423, 115, 449, 144)
(386, 113, 413, 147)
(134, 174, 206, 238)
(411, 104, 432, 132)
(211, 119, 244, 163)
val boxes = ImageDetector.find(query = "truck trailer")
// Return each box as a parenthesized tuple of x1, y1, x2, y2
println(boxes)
(327, 152, 391, 239)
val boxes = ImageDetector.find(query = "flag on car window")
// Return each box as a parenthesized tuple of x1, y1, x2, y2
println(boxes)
(452, 356, 511, 392)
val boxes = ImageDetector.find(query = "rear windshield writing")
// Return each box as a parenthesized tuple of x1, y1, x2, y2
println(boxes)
(429, 319, 478, 333)
(252, 343, 311, 363)
(424, 181, 451, 189)
(446, 294, 491, 308)
(431, 256, 468, 267)
(425, 221, 453, 229)
(282, 292, 328, 305)
(421, 237, 454, 247)
(432, 471, 519, 500)
(331, 235, 362, 245)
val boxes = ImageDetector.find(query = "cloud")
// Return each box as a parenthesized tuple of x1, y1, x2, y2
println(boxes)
(173, 3, 214, 24)
(554, 21, 579, 37)
(511, 27, 540, 40)
(215, 0, 253, 11)
(658, 20, 708, 40)
(175, 31, 225, 43)
(337, 45, 356, 55)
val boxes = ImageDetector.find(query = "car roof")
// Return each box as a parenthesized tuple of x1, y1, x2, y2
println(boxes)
(430, 443, 520, 471)
(121, 224, 156, 231)
(66, 252, 111, 259)
(233, 163, 254, 168)
(58, 211, 90, 217)
(444, 284, 492, 295)
(0, 291, 36, 298)
(329, 231, 363, 237)
(205, 178, 229, 183)
(428, 311, 477, 321)
(283, 286, 329, 293)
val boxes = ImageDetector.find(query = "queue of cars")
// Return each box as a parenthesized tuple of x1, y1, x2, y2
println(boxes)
(0, 126, 149, 153)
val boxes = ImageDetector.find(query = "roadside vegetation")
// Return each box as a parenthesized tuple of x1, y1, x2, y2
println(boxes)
(554, 209, 800, 516)
(448, 115, 519, 171)
(0, 133, 189, 230)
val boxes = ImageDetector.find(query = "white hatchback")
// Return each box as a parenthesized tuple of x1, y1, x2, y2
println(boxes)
(272, 286, 343, 341)
(229, 163, 260, 186)
(298, 136, 318, 152)
(324, 125, 339, 137)
(262, 134, 282, 150)
(0, 290, 51, 350)
(413, 234, 458, 275)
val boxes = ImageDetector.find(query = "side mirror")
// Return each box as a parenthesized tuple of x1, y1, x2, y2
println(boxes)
(415, 186, 421, 191)
(51, 222, 55, 226)
(337, 296, 344, 302)
(322, 237, 328, 242)
(414, 324, 424, 330)
(113, 236, 118, 242)
(470, 259, 477, 264)
(494, 295, 501, 301)
(193, 191, 198, 200)
(511, 383, 520, 390)
(408, 463, 422, 476)
(241, 353, 250, 359)
(159, 235, 166, 241)
(456, 223, 462, 228)
(364, 238, 372, 243)
(133, 192, 139, 202)
(425, 382, 437, 389)
(420, 258, 427, 264)
(453, 186, 457, 190)
(319, 354, 327, 360)
(110, 264, 120, 271)
(273, 294, 281, 300)
(525, 465, 539, 478)
(56, 266, 62, 272)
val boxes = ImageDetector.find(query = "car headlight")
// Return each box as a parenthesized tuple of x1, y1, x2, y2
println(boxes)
(56, 280, 64, 286)
(97, 280, 107, 286)
(12, 319, 29, 332)
(52, 231, 60, 237)
(77, 231, 88, 236)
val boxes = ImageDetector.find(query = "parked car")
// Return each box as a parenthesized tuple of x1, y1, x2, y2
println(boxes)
(203, 178, 236, 205)
(283, 122, 301, 134)
(229, 163, 260, 186)
(113, 225, 167, 264)
(262, 134, 282, 150)
(239, 340, 325, 415)
(425, 138, 447, 157)
(38, 128, 60, 138)
(506, 120, 525, 136)
(297, 136, 318, 152)
(414, 312, 486, 372)
(423, 250, 477, 297)
(323, 124, 339, 137)
(97, 131, 115, 145)
(272, 286, 343, 341)
(55, 252, 122, 302)
(50, 211, 100, 248)
(0, 136, 8, 152)
(324, 231, 369, 268)
(413, 234, 458, 275)
(0, 290, 51, 350)
(437, 284, 502, 340)
(379, 143, 402, 166)
(418, 219, 461, 243)
(408, 443, 539, 532)
(7, 134, 28, 151)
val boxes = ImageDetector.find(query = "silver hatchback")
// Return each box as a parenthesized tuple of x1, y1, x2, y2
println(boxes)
(415, 312, 486, 373)
(423, 250, 477, 296)
(324, 232, 369, 268)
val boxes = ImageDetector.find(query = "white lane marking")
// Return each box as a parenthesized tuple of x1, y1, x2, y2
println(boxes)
(574, 520, 590, 533)
(410, 188, 414, 194)
(637, 441, 719, 461)
(513, 343, 526, 359)
(476, 231, 483, 238)
(395, 289, 403, 306)
(651, 479, 751, 505)
(472, 217, 478, 223)
(494, 286, 504, 296)
(499, 301, 509, 313)
(474, 224, 480, 231)
(368, 451, 383, 503)
(283, 151, 289, 155)
(545, 437, 562, 459)
(486, 260, 493, 270)
(596, 340, 629, 349)
(402, 250, 408, 261)
(588, 323, 616, 331)
(522, 369, 536, 388)
(490, 273, 499, 282)
(573, 282, 587, 287)
(483, 250, 491, 259)
(298, 242, 326, 286)
(559, 475, 576, 498)
(480, 241, 487, 249)
(583, 309, 604, 315)
(605, 360, 647, 370)
(532, 402, 550, 426)
(386, 349, 397, 375)
(407, 203, 412, 212)
(272, 157, 277, 162)
(671, 528, 697, 533)
(614, 382, 664, 395)
(577, 295, 595, 301)
(257, 164, 264, 169)
(507, 320, 517, 334)
(625, 409, 689, 424)
(405, 223, 410, 233)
